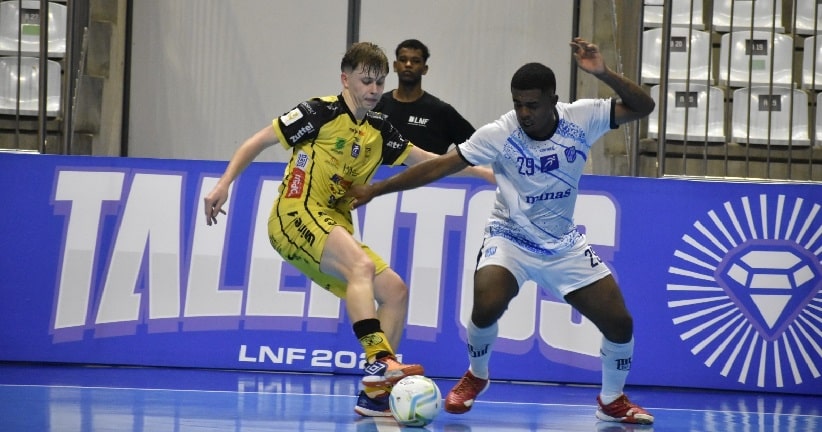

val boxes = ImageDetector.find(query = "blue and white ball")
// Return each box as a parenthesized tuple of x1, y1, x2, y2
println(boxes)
(389, 375, 442, 427)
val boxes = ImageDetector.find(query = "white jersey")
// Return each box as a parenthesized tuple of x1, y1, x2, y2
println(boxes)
(457, 98, 616, 255)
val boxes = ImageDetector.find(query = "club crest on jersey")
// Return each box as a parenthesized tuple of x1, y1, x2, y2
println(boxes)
(351, 143, 361, 158)
(565, 146, 577, 163)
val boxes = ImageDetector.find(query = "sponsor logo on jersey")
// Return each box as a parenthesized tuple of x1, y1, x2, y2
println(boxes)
(667, 194, 822, 389)
(285, 168, 305, 198)
(386, 140, 403, 149)
(293, 215, 316, 246)
(342, 165, 360, 177)
(525, 188, 571, 204)
(295, 151, 309, 170)
(298, 102, 316, 115)
(408, 115, 430, 126)
(281, 108, 303, 126)
(330, 174, 352, 189)
(540, 154, 559, 172)
(289, 123, 315, 143)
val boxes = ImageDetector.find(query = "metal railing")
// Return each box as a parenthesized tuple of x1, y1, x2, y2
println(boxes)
(643, 0, 820, 181)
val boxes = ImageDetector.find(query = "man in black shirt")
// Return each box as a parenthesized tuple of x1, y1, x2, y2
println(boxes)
(376, 39, 475, 154)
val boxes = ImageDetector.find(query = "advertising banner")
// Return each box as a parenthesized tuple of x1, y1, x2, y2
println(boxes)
(0, 153, 819, 396)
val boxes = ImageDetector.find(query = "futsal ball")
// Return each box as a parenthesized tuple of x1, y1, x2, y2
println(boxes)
(389, 375, 442, 427)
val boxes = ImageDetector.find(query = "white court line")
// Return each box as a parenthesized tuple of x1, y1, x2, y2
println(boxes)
(2, 384, 821, 421)
(371, 416, 401, 432)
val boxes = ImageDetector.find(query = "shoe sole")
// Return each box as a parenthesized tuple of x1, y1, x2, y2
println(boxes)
(595, 410, 654, 424)
(354, 406, 393, 417)
(361, 364, 425, 387)
(444, 379, 490, 414)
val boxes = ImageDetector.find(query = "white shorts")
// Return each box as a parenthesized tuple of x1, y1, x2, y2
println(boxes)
(476, 234, 611, 299)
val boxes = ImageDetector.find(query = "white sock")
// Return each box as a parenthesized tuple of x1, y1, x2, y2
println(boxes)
(466, 320, 498, 380)
(599, 336, 634, 405)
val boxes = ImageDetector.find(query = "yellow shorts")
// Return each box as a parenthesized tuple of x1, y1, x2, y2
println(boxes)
(267, 199, 389, 298)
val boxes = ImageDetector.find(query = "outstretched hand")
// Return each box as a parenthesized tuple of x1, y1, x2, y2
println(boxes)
(570, 37, 606, 76)
(345, 183, 376, 209)
(203, 186, 228, 226)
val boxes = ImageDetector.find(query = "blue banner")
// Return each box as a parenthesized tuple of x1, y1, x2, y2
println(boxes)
(0, 153, 820, 396)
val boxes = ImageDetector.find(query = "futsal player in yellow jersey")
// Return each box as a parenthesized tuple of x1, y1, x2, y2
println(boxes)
(203, 42, 493, 417)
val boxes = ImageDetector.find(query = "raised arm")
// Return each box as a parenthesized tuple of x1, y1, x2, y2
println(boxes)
(570, 37, 655, 125)
(203, 125, 279, 225)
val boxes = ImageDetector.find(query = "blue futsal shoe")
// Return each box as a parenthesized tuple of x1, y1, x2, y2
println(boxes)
(354, 390, 392, 417)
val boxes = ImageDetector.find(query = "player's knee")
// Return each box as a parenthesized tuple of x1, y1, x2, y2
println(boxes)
(472, 286, 515, 327)
(385, 280, 408, 306)
(373, 271, 408, 307)
(348, 255, 377, 280)
(471, 298, 508, 328)
(603, 312, 633, 343)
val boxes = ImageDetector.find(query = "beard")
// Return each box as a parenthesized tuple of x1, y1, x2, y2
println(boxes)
(398, 72, 422, 86)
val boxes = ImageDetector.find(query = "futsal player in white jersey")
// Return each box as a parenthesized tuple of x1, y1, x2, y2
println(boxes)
(346, 37, 657, 425)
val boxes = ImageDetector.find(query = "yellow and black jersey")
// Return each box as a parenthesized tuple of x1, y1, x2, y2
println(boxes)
(271, 94, 413, 214)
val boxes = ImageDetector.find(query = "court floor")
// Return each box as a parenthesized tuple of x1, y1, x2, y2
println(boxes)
(0, 362, 819, 432)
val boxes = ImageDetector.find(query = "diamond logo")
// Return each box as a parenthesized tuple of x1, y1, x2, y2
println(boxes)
(716, 242, 820, 341)
(666, 194, 822, 389)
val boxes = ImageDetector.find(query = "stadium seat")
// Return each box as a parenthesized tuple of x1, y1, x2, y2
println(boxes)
(643, 0, 705, 29)
(648, 83, 726, 143)
(718, 31, 793, 88)
(731, 86, 810, 146)
(642, 27, 712, 85)
(0, 56, 62, 116)
(793, 0, 821, 35)
(713, 0, 784, 33)
(0, 1, 67, 58)
(801, 36, 821, 90)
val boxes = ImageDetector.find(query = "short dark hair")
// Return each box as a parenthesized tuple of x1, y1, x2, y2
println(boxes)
(395, 39, 430, 62)
(341, 42, 389, 76)
(511, 62, 556, 95)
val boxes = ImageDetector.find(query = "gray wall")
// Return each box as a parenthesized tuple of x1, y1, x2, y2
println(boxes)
(128, 0, 573, 162)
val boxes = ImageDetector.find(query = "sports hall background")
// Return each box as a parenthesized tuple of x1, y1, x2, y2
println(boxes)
(1, 0, 820, 407)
